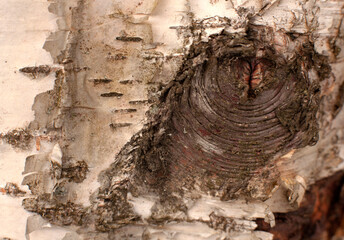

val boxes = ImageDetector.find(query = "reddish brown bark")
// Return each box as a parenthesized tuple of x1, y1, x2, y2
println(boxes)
(257, 171, 344, 240)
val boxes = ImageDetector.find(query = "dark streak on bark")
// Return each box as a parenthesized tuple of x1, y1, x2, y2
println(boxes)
(92, 78, 113, 85)
(100, 92, 123, 98)
(116, 36, 143, 42)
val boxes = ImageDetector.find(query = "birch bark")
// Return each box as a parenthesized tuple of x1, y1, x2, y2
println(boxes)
(0, 0, 344, 239)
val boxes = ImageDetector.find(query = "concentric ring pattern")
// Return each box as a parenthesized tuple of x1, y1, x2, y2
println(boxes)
(129, 32, 322, 199)
(160, 53, 316, 184)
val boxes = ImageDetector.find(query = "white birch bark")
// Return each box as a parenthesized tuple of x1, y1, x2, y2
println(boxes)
(0, 0, 343, 239)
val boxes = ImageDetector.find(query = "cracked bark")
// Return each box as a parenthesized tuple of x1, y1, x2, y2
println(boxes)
(1, 0, 344, 240)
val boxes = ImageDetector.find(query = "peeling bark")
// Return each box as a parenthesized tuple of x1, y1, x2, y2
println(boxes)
(1, 0, 344, 239)
(257, 170, 344, 240)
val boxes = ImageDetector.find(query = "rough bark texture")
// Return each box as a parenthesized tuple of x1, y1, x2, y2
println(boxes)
(1, 0, 344, 239)
(257, 170, 344, 240)
(116, 27, 327, 200)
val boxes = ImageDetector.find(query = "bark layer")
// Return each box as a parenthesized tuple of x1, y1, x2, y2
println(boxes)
(131, 28, 324, 200)
(6, 0, 343, 239)
(257, 170, 344, 240)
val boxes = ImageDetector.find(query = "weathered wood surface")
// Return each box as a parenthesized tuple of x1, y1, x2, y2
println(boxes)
(0, 0, 344, 239)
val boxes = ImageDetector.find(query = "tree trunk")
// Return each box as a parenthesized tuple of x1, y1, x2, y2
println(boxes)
(1, 0, 344, 239)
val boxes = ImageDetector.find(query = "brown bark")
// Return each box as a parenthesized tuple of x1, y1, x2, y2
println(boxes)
(257, 171, 344, 240)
